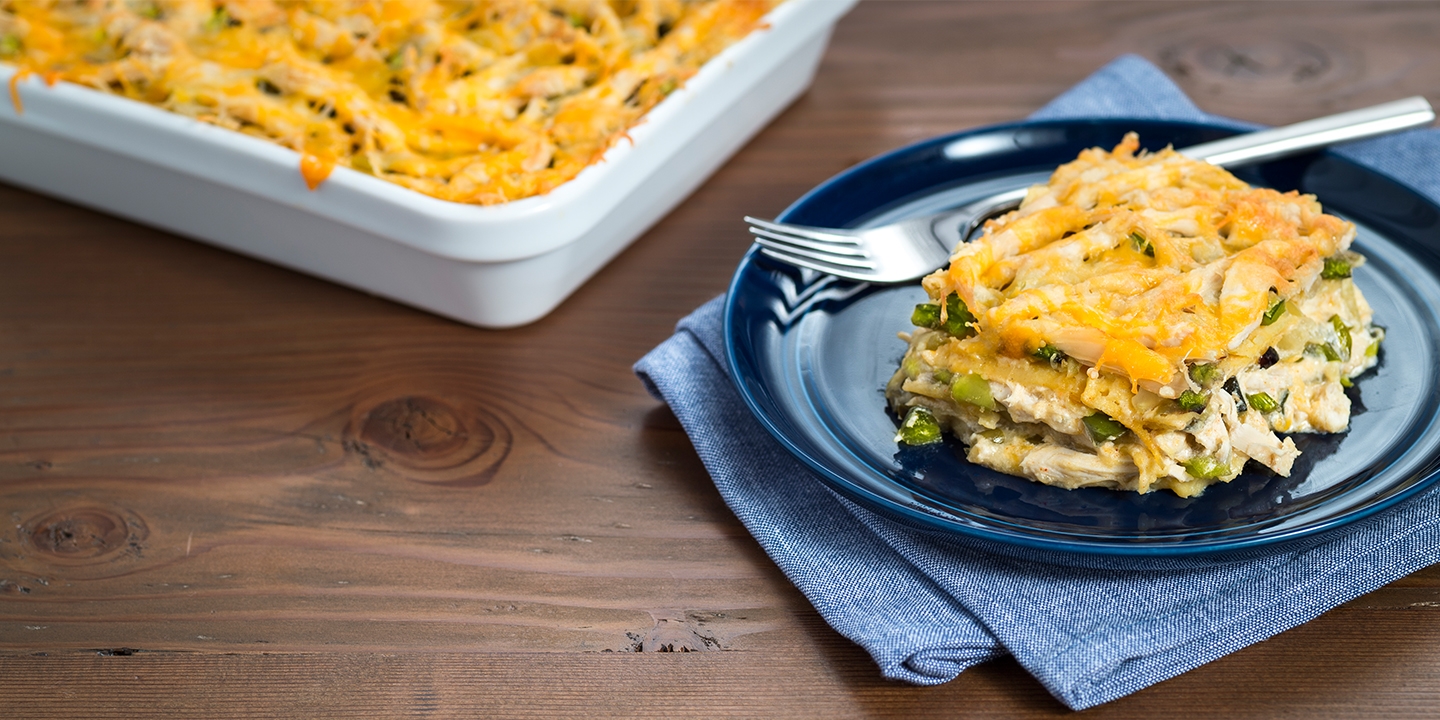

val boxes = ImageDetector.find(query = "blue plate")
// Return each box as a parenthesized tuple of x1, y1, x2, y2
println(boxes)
(724, 119, 1440, 559)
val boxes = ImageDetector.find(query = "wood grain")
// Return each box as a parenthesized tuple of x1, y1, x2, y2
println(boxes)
(4, 1, 1440, 716)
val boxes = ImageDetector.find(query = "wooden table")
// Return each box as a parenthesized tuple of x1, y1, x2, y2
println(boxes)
(4, 2, 1440, 716)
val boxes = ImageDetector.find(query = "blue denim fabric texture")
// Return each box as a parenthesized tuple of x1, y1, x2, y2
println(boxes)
(632, 55, 1440, 710)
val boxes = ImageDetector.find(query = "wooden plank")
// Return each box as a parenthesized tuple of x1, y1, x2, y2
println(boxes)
(7, 605, 1440, 719)
(2, 1, 1440, 716)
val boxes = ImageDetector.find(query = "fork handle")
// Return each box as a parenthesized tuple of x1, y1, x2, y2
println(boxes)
(1181, 96, 1435, 167)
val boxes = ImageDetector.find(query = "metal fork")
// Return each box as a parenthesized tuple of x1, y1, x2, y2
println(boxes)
(746, 96, 1435, 283)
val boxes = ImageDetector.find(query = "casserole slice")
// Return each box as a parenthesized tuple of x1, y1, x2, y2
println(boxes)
(887, 133, 1382, 497)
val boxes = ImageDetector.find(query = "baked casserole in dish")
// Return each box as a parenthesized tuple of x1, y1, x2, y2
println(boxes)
(0, 0, 856, 326)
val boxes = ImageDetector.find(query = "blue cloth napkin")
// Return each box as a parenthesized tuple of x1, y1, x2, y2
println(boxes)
(633, 55, 1440, 710)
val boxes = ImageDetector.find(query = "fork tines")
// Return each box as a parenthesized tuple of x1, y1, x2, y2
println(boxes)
(743, 217, 877, 272)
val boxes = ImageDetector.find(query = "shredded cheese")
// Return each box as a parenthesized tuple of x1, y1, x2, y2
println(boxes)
(927, 133, 1353, 395)
(7, 66, 30, 111)
(0, 0, 779, 200)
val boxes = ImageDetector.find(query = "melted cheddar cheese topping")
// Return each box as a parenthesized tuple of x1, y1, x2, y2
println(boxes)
(888, 134, 1382, 496)
(0, 0, 779, 204)
(930, 134, 1353, 393)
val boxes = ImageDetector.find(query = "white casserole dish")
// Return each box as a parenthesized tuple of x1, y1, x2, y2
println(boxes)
(0, 0, 857, 328)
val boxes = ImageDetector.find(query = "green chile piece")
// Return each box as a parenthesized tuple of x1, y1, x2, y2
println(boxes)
(1331, 315, 1352, 359)
(943, 293, 978, 338)
(1082, 412, 1127, 443)
(902, 356, 923, 379)
(911, 303, 941, 329)
(1321, 256, 1352, 280)
(1033, 344, 1065, 364)
(1261, 298, 1286, 326)
(950, 373, 996, 411)
(1177, 390, 1209, 412)
(1130, 231, 1155, 257)
(895, 407, 943, 445)
(204, 7, 234, 31)
(1189, 363, 1219, 385)
(1247, 392, 1280, 413)
(1182, 456, 1230, 480)
(1308, 342, 1343, 362)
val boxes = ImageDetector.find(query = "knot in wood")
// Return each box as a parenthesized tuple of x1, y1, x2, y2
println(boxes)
(642, 617, 719, 653)
(1160, 36, 1347, 91)
(26, 507, 131, 561)
(360, 396, 482, 461)
(346, 394, 512, 486)
(1197, 39, 1329, 83)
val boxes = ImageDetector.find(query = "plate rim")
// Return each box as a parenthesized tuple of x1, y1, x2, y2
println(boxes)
(723, 116, 1440, 558)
